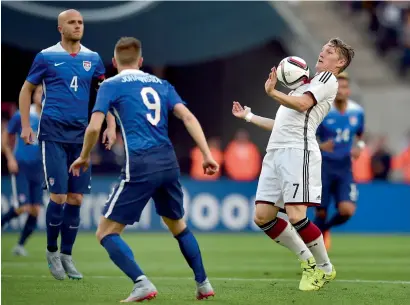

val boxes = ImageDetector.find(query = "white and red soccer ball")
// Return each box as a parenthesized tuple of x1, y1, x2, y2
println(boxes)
(277, 56, 310, 90)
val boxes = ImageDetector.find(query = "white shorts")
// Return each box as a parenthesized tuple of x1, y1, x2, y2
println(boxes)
(255, 148, 322, 208)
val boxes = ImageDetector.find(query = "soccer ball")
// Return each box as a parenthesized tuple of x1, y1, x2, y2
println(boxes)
(276, 56, 310, 90)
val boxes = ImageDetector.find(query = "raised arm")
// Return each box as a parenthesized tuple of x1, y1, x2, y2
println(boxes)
(232, 101, 274, 131)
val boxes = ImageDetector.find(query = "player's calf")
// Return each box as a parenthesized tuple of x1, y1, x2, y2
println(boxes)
(163, 217, 214, 298)
(287, 205, 333, 275)
(97, 217, 147, 284)
(254, 202, 315, 261)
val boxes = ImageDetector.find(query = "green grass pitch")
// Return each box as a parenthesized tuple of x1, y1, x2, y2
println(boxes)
(2, 233, 410, 305)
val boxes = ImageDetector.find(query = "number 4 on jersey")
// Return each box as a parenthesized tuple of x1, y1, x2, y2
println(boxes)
(70, 76, 78, 92)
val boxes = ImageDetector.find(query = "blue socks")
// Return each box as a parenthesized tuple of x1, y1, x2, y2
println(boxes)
(100, 234, 144, 282)
(60, 204, 81, 255)
(18, 215, 37, 246)
(1, 208, 18, 227)
(175, 227, 207, 283)
(46, 200, 64, 252)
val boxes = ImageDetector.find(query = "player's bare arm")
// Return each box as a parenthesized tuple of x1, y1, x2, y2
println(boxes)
(173, 103, 219, 175)
(351, 135, 365, 159)
(1, 128, 18, 173)
(232, 101, 275, 131)
(19, 81, 37, 144)
(102, 112, 117, 150)
(318, 139, 335, 153)
(265, 67, 315, 112)
(69, 112, 105, 176)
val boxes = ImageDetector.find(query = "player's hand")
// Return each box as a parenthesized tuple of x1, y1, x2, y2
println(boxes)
(69, 156, 90, 177)
(232, 101, 251, 120)
(265, 67, 278, 96)
(7, 158, 19, 174)
(20, 127, 35, 145)
(320, 139, 334, 152)
(203, 156, 219, 176)
(351, 147, 362, 159)
(102, 127, 116, 150)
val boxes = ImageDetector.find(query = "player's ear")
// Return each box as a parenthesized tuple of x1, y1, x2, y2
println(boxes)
(138, 57, 143, 68)
(112, 57, 117, 69)
(57, 25, 63, 35)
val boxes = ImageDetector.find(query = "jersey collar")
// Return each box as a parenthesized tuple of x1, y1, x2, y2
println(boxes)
(119, 69, 145, 75)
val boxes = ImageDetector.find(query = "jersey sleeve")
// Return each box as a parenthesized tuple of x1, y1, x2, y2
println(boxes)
(26, 53, 47, 85)
(304, 72, 338, 104)
(356, 110, 365, 137)
(316, 122, 325, 139)
(167, 82, 186, 111)
(93, 55, 106, 80)
(92, 81, 115, 115)
(7, 112, 21, 134)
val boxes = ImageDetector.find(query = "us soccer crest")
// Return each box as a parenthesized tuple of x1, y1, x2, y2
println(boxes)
(349, 116, 358, 126)
(83, 61, 91, 72)
(49, 177, 55, 186)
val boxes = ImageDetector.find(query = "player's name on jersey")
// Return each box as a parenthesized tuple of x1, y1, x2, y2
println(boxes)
(120, 74, 162, 84)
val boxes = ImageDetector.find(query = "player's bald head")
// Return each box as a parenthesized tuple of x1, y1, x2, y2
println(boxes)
(57, 9, 84, 42)
(58, 9, 82, 26)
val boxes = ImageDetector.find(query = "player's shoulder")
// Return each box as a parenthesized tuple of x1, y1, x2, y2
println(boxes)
(40, 42, 63, 54)
(312, 71, 338, 86)
(79, 44, 100, 58)
(347, 99, 364, 113)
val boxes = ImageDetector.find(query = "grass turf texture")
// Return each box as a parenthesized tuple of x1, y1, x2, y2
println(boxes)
(2, 233, 410, 305)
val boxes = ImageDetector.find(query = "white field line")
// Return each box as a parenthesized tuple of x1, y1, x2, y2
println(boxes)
(1, 274, 410, 285)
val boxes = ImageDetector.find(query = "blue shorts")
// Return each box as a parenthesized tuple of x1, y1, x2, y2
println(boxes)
(41, 141, 91, 195)
(320, 158, 358, 209)
(102, 168, 184, 225)
(12, 162, 44, 206)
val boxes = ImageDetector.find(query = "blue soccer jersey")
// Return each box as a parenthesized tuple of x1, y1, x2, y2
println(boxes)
(7, 105, 42, 165)
(93, 69, 185, 180)
(317, 100, 365, 161)
(26, 42, 105, 144)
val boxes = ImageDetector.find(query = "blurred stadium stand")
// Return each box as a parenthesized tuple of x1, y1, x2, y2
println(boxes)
(1, 1, 409, 233)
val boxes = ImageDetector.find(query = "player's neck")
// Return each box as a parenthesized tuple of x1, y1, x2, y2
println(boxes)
(334, 100, 347, 113)
(118, 66, 140, 73)
(60, 39, 81, 54)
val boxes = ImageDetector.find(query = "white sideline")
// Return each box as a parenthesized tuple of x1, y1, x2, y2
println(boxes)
(2, 274, 410, 285)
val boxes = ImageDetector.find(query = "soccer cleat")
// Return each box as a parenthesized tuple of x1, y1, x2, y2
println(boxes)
(323, 231, 331, 250)
(299, 257, 320, 291)
(196, 278, 215, 300)
(121, 276, 158, 303)
(12, 245, 28, 257)
(46, 250, 66, 280)
(312, 264, 336, 289)
(60, 253, 83, 280)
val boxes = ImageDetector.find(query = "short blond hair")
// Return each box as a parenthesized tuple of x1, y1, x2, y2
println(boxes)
(328, 38, 355, 73)
(114, 37, 142, 65)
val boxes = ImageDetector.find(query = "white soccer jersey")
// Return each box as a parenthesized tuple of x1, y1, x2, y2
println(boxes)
(267, 71, 338, 153)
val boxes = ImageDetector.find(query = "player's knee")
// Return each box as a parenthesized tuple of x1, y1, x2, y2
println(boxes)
(162, 217, 187, 236)
(17, 205, 30, 214)
(67, 193, 83, 206)
(96, 217, 125, 243)
(50, 193, 67, 204)
(253, 202, 278, 226)
(285, 205, 307, 225)
(315, 208, 327, 219)
(29, 205, 41, 217)
(338, 202, 356, 217)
